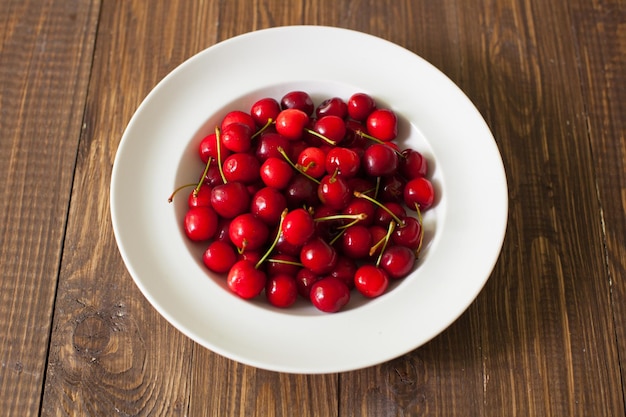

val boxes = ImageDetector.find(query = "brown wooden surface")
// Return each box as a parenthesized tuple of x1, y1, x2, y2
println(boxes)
(1, 0, 624, 415)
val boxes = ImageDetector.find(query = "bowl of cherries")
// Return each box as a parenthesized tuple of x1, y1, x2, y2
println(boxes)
(111, 26, 507, 373)
(171, 90, 435, 313)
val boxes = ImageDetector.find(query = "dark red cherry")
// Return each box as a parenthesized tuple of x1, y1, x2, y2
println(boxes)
(380, 245, 415, 279)
(315, 97, 348, 119)
(362, 143, 399, 177)
(400, 149, 428, 179)
(280, 91, 314, 116)
(300, 236, 338, 275)
(340, 225, 372, 259)
(403, 177, 435, 211)
(347, 93, 376, 121)
(392, 216, 423, 250)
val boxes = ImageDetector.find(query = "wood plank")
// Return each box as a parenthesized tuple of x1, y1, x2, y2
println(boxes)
(0, 1, 100, 416)
(569, 0, 626, 404)
(455, 0, 624, 415)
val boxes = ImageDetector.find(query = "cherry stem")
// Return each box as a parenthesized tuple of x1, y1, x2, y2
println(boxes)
(375, 220, 396, 267)
(255, 209, 288, 269)
(194, 157, 213, 196)
(215, 126, 228, 184)
(167, 183, 196, 203)
(314, 213, 367, 228)
(251, 118, 274, 140)
(374, 176, 381, 200)
(277, 146, 321, 185)
(353, 191, 406, 227)
(355, 130, 404, 158)
(414, 202, 424, 257)
(303, 128, 337, 146)
(266, 258, 304, 267)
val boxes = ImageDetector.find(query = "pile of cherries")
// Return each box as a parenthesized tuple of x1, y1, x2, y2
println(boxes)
(171, 91, 435, 313)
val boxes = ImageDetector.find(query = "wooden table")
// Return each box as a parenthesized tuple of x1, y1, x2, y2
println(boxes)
(1, 0, 624, 415)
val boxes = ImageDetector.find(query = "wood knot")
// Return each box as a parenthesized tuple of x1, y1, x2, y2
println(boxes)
(72, 314, 111, 358)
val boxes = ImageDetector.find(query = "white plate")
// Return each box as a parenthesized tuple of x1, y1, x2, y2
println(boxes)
(111, 26, 508, 374)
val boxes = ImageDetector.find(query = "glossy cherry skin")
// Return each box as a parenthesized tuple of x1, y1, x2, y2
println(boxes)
(203, 240, 237, 273)
(282, 208, 315, 247)
(342, 198, 375, 226)
(317, 175, 352, 210)
(199, 132, 231, 164)
(347, 93, 376, 121)
(221, 122, 253, 153)
(222, 153, 261, 184)
(354, 265, 389, 298)
(362, 143, 399, 177)
(325, 147, 360, 178)
(403, 177, 435, 211)
(260, 157, 293, 189)
(392, 216, 423, 250)
(188, 184, 212, 208)
(229, 213, 270, 252)
(275, 108, 310, 140)
(284, 175, 320, 208)
(400, 149, 428, 179)
(255, 132, 291, 162)
(340, 224, 372, 259)
(251, 187, 287, 226)
(266, 253, 301, 277)
(184, 206, 218, 241)
(280, 91, 314, 116)
(295, 268, 320, 298)
(366, 108, 398, 141)
(300, 236, 338, 275)
(328, 255, 357, 290)
(380, 245, 415, 279)
(316, 97, 348, 119)
(210, 182, 250, 219)
(313, 115, 346, 144)
(221, 110, 256, 132)
(265, 274, 298, 308)
(250, 97, 281, 126)
(309, 277, 351, 313)
(227, 260, 266, 299)
(297, 147, 327, 179)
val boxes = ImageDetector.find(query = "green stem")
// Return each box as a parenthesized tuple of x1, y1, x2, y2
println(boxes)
(375, 220, 396, 267)
(215, 126, 227, 184)
(277, 146, 321, 185)
(255, 209, 288, 269)
(353, 191, 406, 227)
(303, 128, 337, 146)
(194, 157, 213, 196)
(251, 118, 274, 140)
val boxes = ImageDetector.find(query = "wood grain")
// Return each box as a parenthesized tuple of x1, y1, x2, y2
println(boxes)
(0, 1, 99, 416)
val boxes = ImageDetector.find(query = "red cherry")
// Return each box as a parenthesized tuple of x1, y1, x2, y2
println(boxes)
(284, 175, 320, 208)
(221, 110, 256, 132)
(250, 97, 281, 126)
(221, 122, 253, 153)
(260, 157, 293, 189)
(199, 132, 231, 164)
(325, 147, 360, 178)
(366, 109, 398, 141)
(222, 153, 260, 184)
(300, 236, 338, 275)
(297, 147, 327, 178)
(255, 132, 291, 162)
(313, 115, 346, 145)
(251, 187, 287, 226)
(317, 174, 352, 210)
(281, 91, 314, 116)
(229, 213, 270, 252)
(188, 184, 212, 208)
(316, 97, 348, 119)
(296, 268, 320, 298)
(342, 198, 375, 226)
(380, 245, 415, 279)
(392, 216, 423, 250)
(340, 225, 372, 259)
(354, 265, 389, 298)
(184, 206, 218, 241)
(227, 260, 266, 299)
(210, 182, 250, 219)
(362, 143, 399, 177)
(265, 274, 298, 308)
(404, 177, 435, 211)
(275, 108, 310, 140)
(328, 255, 357, 290)
(347, 93, 376, 121)
(266, 253, 301, 276)
(309, 277, 351, 313)
(282, 208, 315, 247)
(203, 241, 237, 273)
(400, 149, 428, 179)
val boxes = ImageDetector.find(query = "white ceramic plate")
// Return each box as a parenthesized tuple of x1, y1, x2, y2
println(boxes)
(111, 26, 507, 374)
